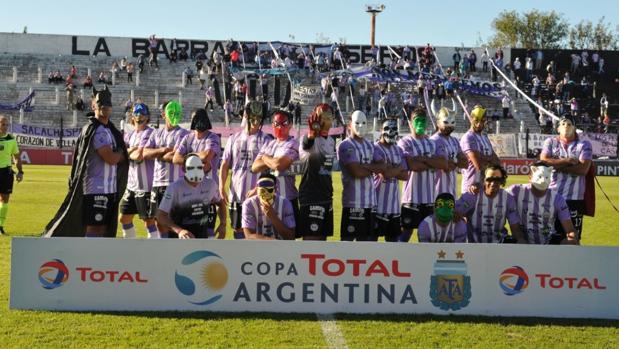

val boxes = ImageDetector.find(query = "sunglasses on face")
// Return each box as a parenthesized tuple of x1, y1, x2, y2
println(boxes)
(485, 176, 504, 183)
(259, 187, 274, 193)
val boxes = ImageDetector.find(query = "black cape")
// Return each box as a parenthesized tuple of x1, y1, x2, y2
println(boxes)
(42, 117, 128, 237)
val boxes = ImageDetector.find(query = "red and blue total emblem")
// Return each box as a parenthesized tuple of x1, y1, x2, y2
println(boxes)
(38, 259, 69, 289)
(499, 266, 529, 296)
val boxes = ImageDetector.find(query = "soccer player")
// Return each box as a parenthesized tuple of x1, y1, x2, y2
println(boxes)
(219, 101, 273, 239)
(143, 100, 189, 238)
(173, 108, 223, 236)
(241, 173, 295, 240)
(460, 105, 500, 194)
(252, 110, 300, 231)
(398, 107, 448, 242)
(429, 103, 467, 197)
(0, 115, 23, 235)
(506, 162, 578, 245)
(156, 154, 225, 239)
(540, 117, 592, 242)
(337, 110, 385, 241)
(119, 103, 158, 238)
(455, 165, 524, 243)
(373, 119, 408, 242)
(44, 85, 128, 237)
(298, 103, 337, 241)
(418, 193, 467, 243)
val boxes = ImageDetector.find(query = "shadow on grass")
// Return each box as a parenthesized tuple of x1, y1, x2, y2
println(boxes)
(26, 310, 619, 328)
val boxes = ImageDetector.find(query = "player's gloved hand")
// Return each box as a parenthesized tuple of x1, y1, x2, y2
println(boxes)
(308, 112, 321, 138)
(16, 171, 23, 182)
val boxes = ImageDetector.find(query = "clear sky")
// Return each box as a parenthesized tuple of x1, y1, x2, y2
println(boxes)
(1, 0, 616, 47)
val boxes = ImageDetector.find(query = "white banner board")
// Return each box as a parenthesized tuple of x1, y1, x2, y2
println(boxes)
(10, 238, 618, 319)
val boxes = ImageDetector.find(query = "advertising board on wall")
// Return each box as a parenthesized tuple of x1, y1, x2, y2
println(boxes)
(11, 238, 618, 319)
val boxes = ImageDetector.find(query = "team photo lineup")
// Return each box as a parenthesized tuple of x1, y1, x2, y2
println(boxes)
(27, 76, 589, 245)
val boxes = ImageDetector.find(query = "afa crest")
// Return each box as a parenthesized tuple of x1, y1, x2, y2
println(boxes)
(429, 250, 471, 311)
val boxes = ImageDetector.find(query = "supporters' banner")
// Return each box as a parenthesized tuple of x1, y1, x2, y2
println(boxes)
(11, 238, 618, 319)
(10, 123, 80, 149)
(349, 67, 505, 98)
(488, 134, 518, 158)
(0, 90, 35, 112)
(291, 85, 321, 106)
(518, 133, 618, 158)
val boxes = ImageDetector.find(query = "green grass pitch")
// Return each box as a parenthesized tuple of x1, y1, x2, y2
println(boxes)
(0, 165, 618, 348)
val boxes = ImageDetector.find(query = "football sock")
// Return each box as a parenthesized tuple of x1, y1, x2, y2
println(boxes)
(147, 224, 160, 239)
(122, 223, 136, 238)
(0, 202, 9, 227)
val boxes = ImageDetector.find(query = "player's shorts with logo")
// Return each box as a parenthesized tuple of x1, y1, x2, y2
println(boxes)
(401, 203, 434, 229)
(298, 203, 334, 238)
(120, 189, 153, 219)
(340, 207, 374, 241)
(83, 193, 116, 226)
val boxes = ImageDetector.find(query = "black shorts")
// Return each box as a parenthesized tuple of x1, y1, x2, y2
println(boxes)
(149, 186, 168, 217)
(120, 190, 153, 219)
(340, 207, 374, 241)
(298, 203, 334, 238)
(551, 200, 585, 243)
(0, 167, 14, 194)
(290, 198, 300, 238)
(401, 203, 434, 229)
(229, 201, 243, 230)
(83, 193, 116, 226)
(374, 213, 401, 241)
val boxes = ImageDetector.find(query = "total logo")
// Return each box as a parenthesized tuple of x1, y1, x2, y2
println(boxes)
(499, 266, 606, 295)
(38, 259, 148, 289)
(174, 250, 229, 305)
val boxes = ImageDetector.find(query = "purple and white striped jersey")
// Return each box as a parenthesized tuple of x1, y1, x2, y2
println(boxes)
(257, 136, 300, 201)
(460, 130, 494, 192)
(541, 137, 592, 200)
(430, 132, 462, 197)
(241, 195, 296, 239)
(175, 131, 221, 185)
(223, 130, 273, 203)
(455, 189, 520, 243)
(83, 125, 118, 195)
(146, 126, 189, 187)
(373, 141, 405, 214)
(418, 215, 468, 243)
(337, 137, 383, 209)
(398, 135, 446, 204)
(506, 184, 571, 244)
(125, 127, 154, 192)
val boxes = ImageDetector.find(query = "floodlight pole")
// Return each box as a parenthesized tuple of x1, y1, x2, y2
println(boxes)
(366, 4, 385, 49)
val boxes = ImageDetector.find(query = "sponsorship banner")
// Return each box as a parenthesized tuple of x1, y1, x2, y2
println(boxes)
(488, 134, 518, 158)
(11, 238, 618, 319)
(19, 147, 74, 165)
(595, 160, 619, 176)
(518, 133, 618, 158)
(501, 159, 535, 175)
(11, 123, 80, 149)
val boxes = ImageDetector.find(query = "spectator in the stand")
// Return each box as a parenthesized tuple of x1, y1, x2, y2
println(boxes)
(501, 94, 511, 119)
(205, 86, 215, 111)
(571, 54, 581, 74)
(47, 71, 54, 84)
(98, 71, 108, 84)
(535, 50, 543, 70)
(137, 54, 145, 73)
(126, 63, 134, 83)
(469, 50, 477, 72)
(75, 97, 84, 112)
(570, 98, 579, 118)
(183, 66, 193, 85)
(120, 57, 128, 71)
(111, 61, 119, 81)
(513, 57, 522, 80)
(82, 75, 93, 88)
(179, 47, 188, 61)
(452, 48, 461, 73)
(65, 83, 75, 111)
(481, 51, 488, 72)
(600, 93, 609, 117)
(148, 35, 159, 69)
(525, 57, 533, 82)
(198, 67, 207, 90)
(69, 65, 77, 79)
(592, 51, 600, 72)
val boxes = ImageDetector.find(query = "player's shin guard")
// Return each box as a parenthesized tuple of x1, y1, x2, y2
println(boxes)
(0, 202, 8, 227)
(122, 223, 136, 238)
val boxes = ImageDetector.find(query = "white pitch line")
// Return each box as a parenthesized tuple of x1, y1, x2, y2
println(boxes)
(316, 313, 349, 349)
